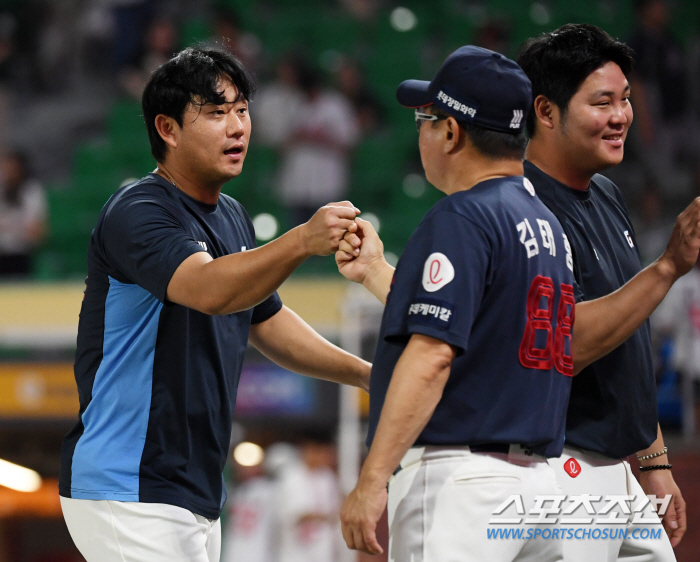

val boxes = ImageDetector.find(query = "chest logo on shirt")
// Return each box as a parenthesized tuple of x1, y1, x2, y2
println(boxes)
(197, 241, 208, 251)
(624, 230, 634, 248)
(563, 458, 581, 478)
(422, 253, 455, 292)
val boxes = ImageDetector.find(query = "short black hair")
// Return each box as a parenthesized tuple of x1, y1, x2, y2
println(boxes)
(517, 24, 634, 137)
(431, 107, 528, 160)
(142, 46, 255, 162)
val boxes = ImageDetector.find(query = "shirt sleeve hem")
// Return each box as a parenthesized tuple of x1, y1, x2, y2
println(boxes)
(250, 298, 283, 324)
(156, 247, 208, 304)
(385, 324, 467, 355)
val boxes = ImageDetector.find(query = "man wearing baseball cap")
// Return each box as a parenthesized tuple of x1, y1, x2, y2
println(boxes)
(337, 46, 572, 561)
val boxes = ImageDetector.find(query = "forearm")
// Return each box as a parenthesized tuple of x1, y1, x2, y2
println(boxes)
(362, 260, 395, 304)
(167, 226, 309, 314)
(249, 306, 371, 389)
(636, 424, 668, 467)
(358, 335, 454, 488)
(573, 258, 676, 374)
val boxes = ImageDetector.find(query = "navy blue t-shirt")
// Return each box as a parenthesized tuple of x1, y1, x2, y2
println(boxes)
(367, 176, 575, 458)
(59, 174, 282, 519)
(525, 161, 657, 459)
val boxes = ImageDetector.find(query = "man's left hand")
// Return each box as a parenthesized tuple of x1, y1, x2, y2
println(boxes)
(639, 469, 687, 547)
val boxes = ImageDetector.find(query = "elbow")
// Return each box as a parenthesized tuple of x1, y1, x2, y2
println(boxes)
(420, 350, 455, 385)
(193, 295, 235, 316)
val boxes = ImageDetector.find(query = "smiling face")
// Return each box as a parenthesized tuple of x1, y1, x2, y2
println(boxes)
(174, 79, 251, 186)
(557, 61, 633, 174)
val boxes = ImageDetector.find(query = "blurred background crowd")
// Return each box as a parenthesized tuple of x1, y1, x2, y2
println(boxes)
(2, 0, 700, 560)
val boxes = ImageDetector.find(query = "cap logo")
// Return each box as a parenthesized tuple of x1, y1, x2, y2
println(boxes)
(509, 109, 524, 129)
(436, 90, 476, 119)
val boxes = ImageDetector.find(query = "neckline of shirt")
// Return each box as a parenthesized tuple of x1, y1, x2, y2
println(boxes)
(524, 160, 592, 202)
(149, 173, 220, 213)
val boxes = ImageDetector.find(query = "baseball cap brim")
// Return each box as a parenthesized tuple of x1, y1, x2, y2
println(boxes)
(396, 79, 432, 108)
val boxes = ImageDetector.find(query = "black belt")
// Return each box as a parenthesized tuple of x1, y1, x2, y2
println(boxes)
(392, 443, 525, 476)
(469, 443, 512, 454)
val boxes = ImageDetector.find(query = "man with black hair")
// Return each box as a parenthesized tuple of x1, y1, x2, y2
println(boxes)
(58, 46, 370, 562)
(517, 23, 700, 560)
(337, 45, 574, 562)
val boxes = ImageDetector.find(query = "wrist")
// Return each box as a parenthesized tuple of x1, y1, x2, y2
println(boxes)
(293, 224, 313, 258)
(357, 360, 371, 391)
(654, 253, 680, 284)
(357, 466, 390, 491)
(361, 256, 388, 286)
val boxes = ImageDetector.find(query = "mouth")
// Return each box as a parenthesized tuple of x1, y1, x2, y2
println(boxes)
(224, 145, 245, 161)
(602, 133, 624, 148)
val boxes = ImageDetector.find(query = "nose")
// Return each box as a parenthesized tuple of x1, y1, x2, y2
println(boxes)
(228, 112, 245, 137)
(609, 101, 629, 127)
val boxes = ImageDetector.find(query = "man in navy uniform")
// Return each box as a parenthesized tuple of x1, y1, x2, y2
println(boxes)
(517, 24, 700, 560)
(337, 46, 574, 562)
(59, 47, 371, 562)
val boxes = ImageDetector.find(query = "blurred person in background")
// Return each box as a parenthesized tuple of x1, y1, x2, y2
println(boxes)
(274, 431, 344, 562)
(628, 0, 700, 200)
(212, 7, 261, 76)
(109, 0, 156, 71)
(473, 19, 512, 57)
(0, 149, 47, 276)
(253, 54, 306, 148)
(653, 257, 700, 440)
(120, 17, 179, 100)
(336, 58, 384, 135)
(221, 453, 277, 562)
(275, 60, 359, 226)
(633, 183, 675, 266)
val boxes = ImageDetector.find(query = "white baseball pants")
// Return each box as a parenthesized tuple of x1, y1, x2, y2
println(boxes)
(60, 496, 221, 562)
(387, 445, 564, 562)
(548, 445, 676, 562)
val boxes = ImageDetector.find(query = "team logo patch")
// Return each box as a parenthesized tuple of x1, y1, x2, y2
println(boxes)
(407, 298, 454, 329)
(523, 178, 536, 197)
(422, 252, 454, 292)
(564, 458, 581, 478)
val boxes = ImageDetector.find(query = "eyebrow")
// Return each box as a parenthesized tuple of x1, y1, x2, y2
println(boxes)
(204, 97, 247, 108)
(592, 85, 631, 97)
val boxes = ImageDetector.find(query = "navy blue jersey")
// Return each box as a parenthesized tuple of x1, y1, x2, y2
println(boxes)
(59, 174, 282, 519)
(367, 176, 575, 458)
(525, 161, 657, 459)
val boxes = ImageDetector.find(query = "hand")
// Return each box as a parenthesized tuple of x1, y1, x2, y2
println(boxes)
(639, 469, 687, 547)
(340, 479, 387, 555)
(659, 197, 700, 281)
(300, 202, 360, 256)
(335, 217, 387, 284)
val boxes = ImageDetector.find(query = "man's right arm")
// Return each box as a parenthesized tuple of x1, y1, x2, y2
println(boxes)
(573, 197, 700, 374)
(167, 203, 359, 315)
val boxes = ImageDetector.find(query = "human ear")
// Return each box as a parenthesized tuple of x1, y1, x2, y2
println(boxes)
(154, 114, 180, 149)
(444, 117, 461, 153)
(533, 95, 556, 131)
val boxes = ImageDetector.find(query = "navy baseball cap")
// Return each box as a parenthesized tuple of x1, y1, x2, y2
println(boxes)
(396, 45, 532, 134)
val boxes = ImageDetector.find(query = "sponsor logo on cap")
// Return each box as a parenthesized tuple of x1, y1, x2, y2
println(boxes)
(509, 109, 524, 129)
(436, 90, 477, 118)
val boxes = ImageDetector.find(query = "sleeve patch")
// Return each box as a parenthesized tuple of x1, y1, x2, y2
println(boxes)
(422, 252, 455, 292)
(407, 298, 454, 329)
